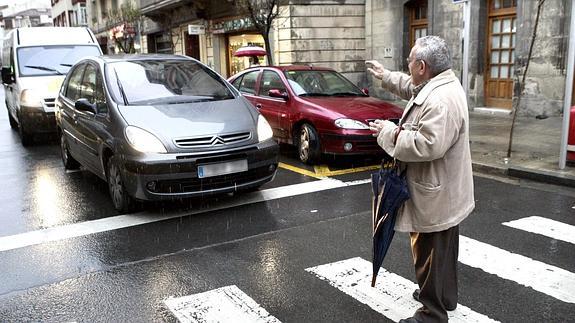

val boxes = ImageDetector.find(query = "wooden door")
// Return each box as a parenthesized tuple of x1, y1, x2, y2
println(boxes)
(485, 0, 517, 109)
(185, 34, 200, 60)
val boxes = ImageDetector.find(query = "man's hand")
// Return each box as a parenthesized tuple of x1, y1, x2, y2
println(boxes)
(369, 119, 396, 137)
(366, 60, 385, 80)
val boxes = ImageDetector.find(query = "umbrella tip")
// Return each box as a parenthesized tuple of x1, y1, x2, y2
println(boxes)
(371, 275, 377, 287)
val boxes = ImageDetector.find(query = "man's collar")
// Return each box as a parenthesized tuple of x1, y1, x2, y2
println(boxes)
(413, 69, 458, 105)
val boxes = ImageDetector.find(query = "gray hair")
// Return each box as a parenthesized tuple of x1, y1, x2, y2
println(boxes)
(414, 36, 452, 76)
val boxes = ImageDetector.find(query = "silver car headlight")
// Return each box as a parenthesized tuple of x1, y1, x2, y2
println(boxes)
(334, 118, 369, 129)
(20, 89, 43, 108)
(125, 126, 167, 153)
(257, 114, 273, 142)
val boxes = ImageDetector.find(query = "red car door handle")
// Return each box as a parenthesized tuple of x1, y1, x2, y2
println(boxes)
(255, 104, 262, 109)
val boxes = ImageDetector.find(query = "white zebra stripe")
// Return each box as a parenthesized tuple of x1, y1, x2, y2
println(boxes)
(502, 216, 575, 245)
(459, 236, 575, 304)
(164, 285, 281, 323)
(306, 257, 499, 323)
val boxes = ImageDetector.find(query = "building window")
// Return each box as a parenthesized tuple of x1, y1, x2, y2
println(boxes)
(77, 5, 87, 25)
(492, 0, 517, 10)
(408, 0, 428, 48)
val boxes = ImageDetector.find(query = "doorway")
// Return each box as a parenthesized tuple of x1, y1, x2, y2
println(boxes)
(485, 0, 517, 109)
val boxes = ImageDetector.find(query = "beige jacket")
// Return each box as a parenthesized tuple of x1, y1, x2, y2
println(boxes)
(377, 69, 475, 233)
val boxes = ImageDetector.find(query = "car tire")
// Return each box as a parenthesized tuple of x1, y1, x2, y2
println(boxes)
(7, 108, 17, 130)
(17, 113, 33, 146)
(107, 155, 135, 213)
(298, 123, 321, 165)
(60, 131, 80, 170)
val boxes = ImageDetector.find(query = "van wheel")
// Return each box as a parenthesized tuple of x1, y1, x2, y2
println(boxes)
(107, 155, 134, 213)
(297, 123, 321, 165)
(60, 131, 80, 170)
(17, 114, 33, 146)
(7, 108, 17, 130)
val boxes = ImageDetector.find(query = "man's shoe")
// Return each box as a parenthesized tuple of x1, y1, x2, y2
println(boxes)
(398, 317, 422, 323)
(412, 288, 420, 302)
(412, 288, 457, 311)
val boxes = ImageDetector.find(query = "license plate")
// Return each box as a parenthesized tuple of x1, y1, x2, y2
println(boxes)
(197, 159, 248, 178)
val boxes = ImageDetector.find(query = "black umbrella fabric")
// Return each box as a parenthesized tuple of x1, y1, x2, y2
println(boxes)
(371, 160, 410, 287)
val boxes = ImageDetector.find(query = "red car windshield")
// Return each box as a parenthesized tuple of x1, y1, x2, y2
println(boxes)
(283, 70, 367, 97)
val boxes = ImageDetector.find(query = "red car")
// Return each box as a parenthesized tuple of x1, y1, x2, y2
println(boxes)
(228, 66, 403, 164)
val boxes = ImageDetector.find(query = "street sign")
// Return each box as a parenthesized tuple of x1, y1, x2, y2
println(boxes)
(187, 24, 205, 35)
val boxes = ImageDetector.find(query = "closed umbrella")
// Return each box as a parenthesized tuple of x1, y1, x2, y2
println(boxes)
(371, 160, 410, 287)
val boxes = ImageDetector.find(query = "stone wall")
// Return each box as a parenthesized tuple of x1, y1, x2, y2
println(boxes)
(277, 0, 366, 85)
(515, 0, 570, 117)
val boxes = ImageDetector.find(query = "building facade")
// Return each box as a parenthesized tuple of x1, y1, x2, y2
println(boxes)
(87, 0, 143, 54)
(51, 0, 88, 27)
(367, 0, 572, 116)
(88, 0, 571, 117)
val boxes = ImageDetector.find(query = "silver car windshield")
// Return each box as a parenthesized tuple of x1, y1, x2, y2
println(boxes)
(106, 59, 235, 105)
(17, 45, 101, 76)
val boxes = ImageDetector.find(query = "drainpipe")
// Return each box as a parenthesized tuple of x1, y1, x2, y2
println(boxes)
(462, 0, 471, 94)
(559, 1, 575, 169)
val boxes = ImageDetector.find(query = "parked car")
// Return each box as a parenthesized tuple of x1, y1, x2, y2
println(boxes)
(2, 27, 103, 145)
(228, 66, 403, 164)
(55, 55, 279, 212)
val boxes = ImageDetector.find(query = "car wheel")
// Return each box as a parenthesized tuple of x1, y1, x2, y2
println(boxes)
(298, 123, 321, 165)
(7, 108, 17, 130)
(60, 131, 80, 170)
(17, 113, 33, 146)
(107, 155, 134, 213)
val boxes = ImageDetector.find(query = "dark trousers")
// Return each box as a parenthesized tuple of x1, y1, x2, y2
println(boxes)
(410, 225, 459, 323)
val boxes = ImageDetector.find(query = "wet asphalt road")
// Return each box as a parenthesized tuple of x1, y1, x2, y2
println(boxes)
(0, 89, 574, 322)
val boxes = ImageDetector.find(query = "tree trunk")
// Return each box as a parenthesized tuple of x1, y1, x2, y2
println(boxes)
(506, 0, 546, 158)
(263, 30, 273, 65)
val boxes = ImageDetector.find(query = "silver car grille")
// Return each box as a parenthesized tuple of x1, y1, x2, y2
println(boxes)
(43, 98, 56, 111)
(174, 132, 252, 148)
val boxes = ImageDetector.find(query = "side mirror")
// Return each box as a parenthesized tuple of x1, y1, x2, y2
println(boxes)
(75, 98, 97, 114)
(1, 67, 13, 84)
(268, 89, 288, 100)
(361, 88, 369, 95)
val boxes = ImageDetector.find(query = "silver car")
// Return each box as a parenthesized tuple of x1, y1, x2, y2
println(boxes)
(55, 55, 279, 212)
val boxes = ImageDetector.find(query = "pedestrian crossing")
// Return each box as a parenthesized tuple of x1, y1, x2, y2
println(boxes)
(164, 213, 575, 322)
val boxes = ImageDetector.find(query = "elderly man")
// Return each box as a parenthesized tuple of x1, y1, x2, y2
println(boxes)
(366, 35, 475, 323)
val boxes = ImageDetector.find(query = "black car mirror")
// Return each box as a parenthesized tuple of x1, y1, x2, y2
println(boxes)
(75, 98, 97, 114)
(268, 89, 288, 100)
(1, 67, 13, 84)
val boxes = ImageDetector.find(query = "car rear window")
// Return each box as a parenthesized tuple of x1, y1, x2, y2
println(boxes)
(106, 59, 235, 105)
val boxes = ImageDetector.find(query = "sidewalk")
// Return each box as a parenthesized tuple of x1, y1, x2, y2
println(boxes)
(385, 99, 575, 187)
(469, 109, 575, 187)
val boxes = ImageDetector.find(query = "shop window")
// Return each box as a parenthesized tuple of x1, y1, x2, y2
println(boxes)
(228, 34, 266, 76)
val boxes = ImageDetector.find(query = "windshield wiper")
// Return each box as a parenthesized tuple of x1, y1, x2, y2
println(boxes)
(330, 92, 364, 97)
(24, 65, 63, 75)
(60, 63, 73, 67)
(114, 68, 129, 105)
(299, 93, 330, 97)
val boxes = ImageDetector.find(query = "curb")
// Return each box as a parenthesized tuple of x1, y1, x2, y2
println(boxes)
(472, 161, 575, 188)
(507, 166, 575, 188)
(472, 162, 507, 176)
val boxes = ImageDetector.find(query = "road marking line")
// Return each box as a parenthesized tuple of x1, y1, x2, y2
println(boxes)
(280, 162, 380, 178)
(164, 285, 281, 323)
(306, 257, 499, 323)
(278, 162, 325, 179)
(0, 178, 357, 252)
(459, 236, 575, 304)
(502, 216, 575, 245)
(314, 164, 380, 176)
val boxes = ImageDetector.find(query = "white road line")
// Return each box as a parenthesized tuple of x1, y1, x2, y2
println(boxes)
(164, 285, 281, 323)
(502, 216, 575, 245)
(459, 236, 575, 304)
(0, 178, 352, 252)
(306, 257, 499, 323)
